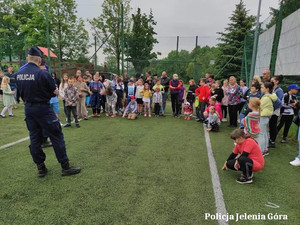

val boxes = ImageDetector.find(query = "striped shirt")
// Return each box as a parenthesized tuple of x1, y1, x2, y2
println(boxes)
(242, 111, 260, 136)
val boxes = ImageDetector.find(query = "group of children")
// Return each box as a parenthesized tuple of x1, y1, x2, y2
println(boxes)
(181, 72, 300, 184)
(1, 69, 300, 184)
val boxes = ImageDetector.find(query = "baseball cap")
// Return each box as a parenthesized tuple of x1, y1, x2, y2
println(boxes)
(130, 96, 135, 100)
(288, 84, 300, 90)
(28, 47, 42, 57)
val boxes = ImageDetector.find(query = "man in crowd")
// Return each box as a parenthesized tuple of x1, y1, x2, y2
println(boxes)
(160, 71, 170, 116)
(4, 65, 18, 102)
(262, 69, 271, 83)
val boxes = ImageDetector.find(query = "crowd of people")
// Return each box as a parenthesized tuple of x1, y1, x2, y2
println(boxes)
(1, 64, 300, 183)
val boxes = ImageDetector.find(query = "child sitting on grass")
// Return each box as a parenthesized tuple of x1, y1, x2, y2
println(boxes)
(183, 102, 193, 120)
(222, 129, 264, 184)
(64, 79, 80, 128)
(105, 86, 118, 118)
(204, 97, 223, 120)
(140, 83, 152, 118)
(242, 97, 260, 139)
(122, 96, 138, 120)
(205, 106, 221, 132)
(0, 76, 16, 118)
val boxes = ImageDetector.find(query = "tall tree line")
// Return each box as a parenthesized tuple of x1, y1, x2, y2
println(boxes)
(0, 0, 90, 62)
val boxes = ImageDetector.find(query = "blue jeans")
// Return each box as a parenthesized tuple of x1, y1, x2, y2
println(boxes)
(25, 103, 68, 164)
(162, 92, 168, 113)
(257, 116, 270, 153)
(239, 113, 245, 128)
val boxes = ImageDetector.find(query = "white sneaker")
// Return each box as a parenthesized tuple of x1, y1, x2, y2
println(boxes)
(290, 157, 300, 166)
(222, 118, 227, 122)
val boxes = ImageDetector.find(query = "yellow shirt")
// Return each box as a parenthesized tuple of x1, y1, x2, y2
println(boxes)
(140, 89, 152, 99)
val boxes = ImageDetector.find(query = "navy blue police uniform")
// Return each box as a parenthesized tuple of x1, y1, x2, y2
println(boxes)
(15, 47, 80, 177)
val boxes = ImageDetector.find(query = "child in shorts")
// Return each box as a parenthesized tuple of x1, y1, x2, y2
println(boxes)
(135, 79, 144, 115)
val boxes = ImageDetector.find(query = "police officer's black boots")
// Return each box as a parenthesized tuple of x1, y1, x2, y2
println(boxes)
(37, 163, 48, 178)
(61, 161, 81, 176)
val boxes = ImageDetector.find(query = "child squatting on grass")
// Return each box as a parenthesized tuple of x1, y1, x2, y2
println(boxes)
(204, 106, 221, 132)
(122, 96, 138, 120)
(222, 129, 265, 184)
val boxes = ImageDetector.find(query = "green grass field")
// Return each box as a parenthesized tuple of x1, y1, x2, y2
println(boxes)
(0, 102, 300, 224)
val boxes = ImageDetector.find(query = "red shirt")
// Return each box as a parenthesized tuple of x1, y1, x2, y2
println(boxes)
(195, 85, 210, 102)
(232, 138, 264, 171)
(204, 102, 223, 120)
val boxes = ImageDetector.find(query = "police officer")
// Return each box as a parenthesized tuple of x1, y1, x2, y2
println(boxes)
(15, 47, 81, 177)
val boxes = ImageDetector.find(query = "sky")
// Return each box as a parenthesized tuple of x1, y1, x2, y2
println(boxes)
(75, 0, 280, 65)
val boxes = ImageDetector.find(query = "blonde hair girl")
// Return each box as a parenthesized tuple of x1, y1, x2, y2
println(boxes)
(0, 76, 16, 117)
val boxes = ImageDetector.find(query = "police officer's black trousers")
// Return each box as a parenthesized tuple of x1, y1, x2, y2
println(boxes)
(25, 103, 69, 164)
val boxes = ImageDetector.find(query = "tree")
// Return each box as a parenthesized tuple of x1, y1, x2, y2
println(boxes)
(268, 0, 300, 28)
(89, 0, 131, 75)
(190, 46, 220, 79)
(103, 55, 119, 74)
(0, 0, 33, 60)
(126, 8, 158, 73)
(26, 0, 90, 61)
(216, 0, 255, 79)
(0, 0, 90, 62)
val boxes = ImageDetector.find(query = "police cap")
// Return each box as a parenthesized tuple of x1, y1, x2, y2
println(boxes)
(28, 47, 42, 57)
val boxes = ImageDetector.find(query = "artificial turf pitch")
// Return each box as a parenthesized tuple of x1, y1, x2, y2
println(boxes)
(0, 103, 300, 224)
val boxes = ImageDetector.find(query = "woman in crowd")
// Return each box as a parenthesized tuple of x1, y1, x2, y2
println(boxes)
(169, 74, 182, 117)
(269, 75, 284, 148)
(221, 79, 229, 122)
(227, 76, 242, 127)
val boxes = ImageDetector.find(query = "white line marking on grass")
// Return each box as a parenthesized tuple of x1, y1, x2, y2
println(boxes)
(203, 125, 228, 225)
(0, 136, 29, 150)
(0, 114, 94, 150)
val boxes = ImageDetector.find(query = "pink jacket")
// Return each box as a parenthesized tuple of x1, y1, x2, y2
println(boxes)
(221, 86, 228, 106)
(204, 102, 223, 120)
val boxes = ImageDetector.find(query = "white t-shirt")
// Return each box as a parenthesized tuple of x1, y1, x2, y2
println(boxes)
(135, 85, 144, 99)
(127, 84, 135, 96)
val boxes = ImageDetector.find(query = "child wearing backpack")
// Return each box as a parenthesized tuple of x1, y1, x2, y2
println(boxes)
(277, 84, 299, 144)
